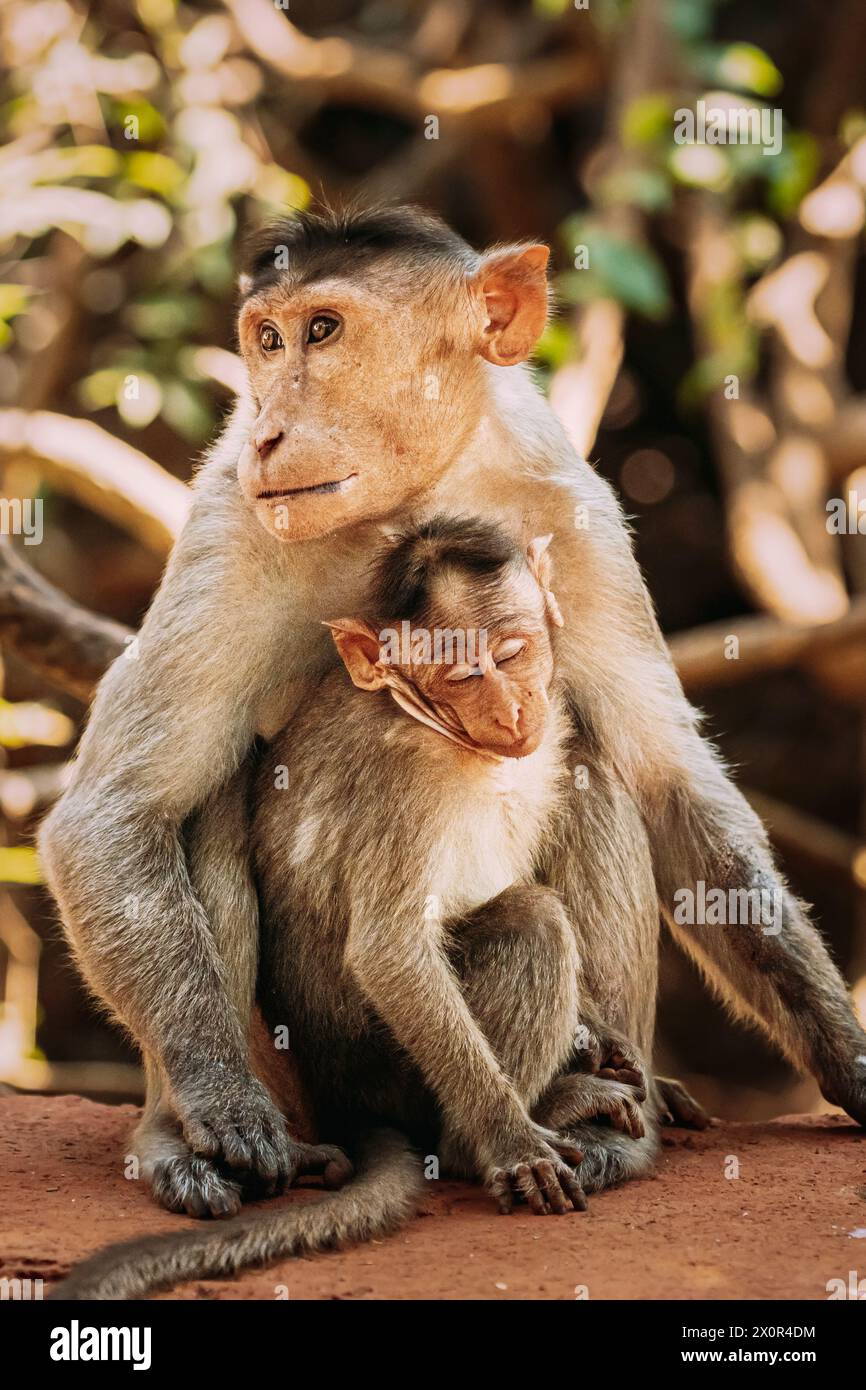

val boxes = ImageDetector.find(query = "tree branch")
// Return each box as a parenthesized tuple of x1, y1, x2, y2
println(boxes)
(0, 542, 130, 702)
(0, 410, 190, 555)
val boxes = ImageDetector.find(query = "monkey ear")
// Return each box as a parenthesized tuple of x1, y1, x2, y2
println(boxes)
(525, 535, 564, 628)
(237, 271, 253, 298)
(526, 534, 554, 587)
(471, 244, 550, 366)
(323, 619, 388, 691)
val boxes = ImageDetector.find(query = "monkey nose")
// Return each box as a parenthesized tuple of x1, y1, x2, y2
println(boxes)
(496, 704, 522, 736)
(255, 427, 283, 461)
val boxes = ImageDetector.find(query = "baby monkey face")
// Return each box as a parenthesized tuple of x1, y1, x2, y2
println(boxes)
(327, 550, 560, 760)
(412, 620, 554, 759)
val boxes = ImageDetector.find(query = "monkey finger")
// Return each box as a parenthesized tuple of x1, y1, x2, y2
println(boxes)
(561, 1172, 588, 1211)
(534, 1160, 572, 1215)
(217, 1126, 255, 1171)
(259, 1133, 292, 1181)
(489, 1170, 514, 1214)
(514, 1163, 548, 1215)
(573, 1032, 603, 1073)
(550, 1139, 584, 1167)
(182, 1117, 221, 1160)
(611, 1068, 647, 1100)
(297, 1143, 354, 1190)
(622, 1100, 645, 1140)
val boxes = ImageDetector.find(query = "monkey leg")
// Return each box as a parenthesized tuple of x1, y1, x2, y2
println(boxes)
(450, 885, 581, 1108)
(136, 762, 332, 1216)
(132, 761, 265, 1215)
(441, 883, 643, 1189)
(535, 766, 661, 1190)
(437, 884, 579, 1176)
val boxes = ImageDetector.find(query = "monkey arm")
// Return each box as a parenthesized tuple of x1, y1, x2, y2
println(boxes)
(524, 464, 866, 1126)
(345, 893, 553, 1172)
(38, 455, 308, 1176)
(646, 732, 866, 1122)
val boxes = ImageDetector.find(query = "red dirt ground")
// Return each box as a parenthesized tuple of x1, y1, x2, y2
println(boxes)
(2, 1093, 865, 1300)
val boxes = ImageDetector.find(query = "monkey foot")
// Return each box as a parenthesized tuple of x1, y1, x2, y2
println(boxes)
(536, 1073, 646, 1139)
(654, 1076, 711, 1130)
(821, 1054, 866, 1129)
(150, 1153, 242, 1220)
(570, 1023, 647, 1098)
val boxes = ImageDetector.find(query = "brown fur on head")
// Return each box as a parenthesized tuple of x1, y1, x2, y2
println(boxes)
(324, 516, 562, 759)
(235, 207, 550, 542)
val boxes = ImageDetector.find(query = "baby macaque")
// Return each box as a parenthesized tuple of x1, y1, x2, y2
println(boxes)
(254, 515, 647, 1218)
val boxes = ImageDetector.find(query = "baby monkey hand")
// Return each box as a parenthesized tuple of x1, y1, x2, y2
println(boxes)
(486, 1129, 587, 1216)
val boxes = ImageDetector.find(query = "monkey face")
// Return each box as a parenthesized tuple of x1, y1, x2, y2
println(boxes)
(235, 270, 481, 542)
(328, 560, 557, 759)
(416, 557, 557, 758)
(235, 240, 550, 544)
(427, 630, 554, 758)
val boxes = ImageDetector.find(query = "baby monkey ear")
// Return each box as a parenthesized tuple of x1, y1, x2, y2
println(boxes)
(323, 619, 388, 691)
(472, 244, 550, 366)
(525, 534, 564, 629)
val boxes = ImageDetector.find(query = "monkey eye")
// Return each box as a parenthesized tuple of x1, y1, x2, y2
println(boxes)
(494, 639, 526, 664)
(445, 662, 483, 682)
(260, 323, 284, 353)
(307, 314, 342, 345)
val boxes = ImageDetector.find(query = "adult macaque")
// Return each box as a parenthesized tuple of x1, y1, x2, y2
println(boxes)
(52, 515, 653, 1299)
(41, 207, 866, 1288)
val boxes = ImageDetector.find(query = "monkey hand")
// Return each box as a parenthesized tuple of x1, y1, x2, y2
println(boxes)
(486, 1129, 587, 1216)
(535, 1073, 646, 1140)
(173, 1071, 350, 1192)
(571, 1021, 647, 1099)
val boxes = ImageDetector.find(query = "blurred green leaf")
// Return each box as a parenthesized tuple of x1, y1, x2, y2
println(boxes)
(534, 319, 576, 371)
(35, 146, 121, 182)
(622, 93, 675, 148)
(124, 151, 185, 198)
(105, 97, 167, 143)
(253, 165, 310, 214)
(669, 142, 732, 191)
(0, 846, 42, 885)
(78, 366, 124, 411)
(765, 130, 820, 217)
(599, 168, 673, 212)
(703, 43, 783, 97)
(560, 218, 671, 319)
(126, 292, 204, 339)
(533, 0, 572, 15)
(668, 0, 717, 42)
(161, 379, 214, 441)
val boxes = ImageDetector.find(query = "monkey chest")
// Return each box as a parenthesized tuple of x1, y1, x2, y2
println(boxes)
(435, 776, 558, 918)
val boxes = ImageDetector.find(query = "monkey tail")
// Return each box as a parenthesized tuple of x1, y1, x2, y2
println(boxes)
(48, 1128, 421, 1301)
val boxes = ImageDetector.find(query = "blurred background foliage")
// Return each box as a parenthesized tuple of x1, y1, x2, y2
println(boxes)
(1, 0, 866, 1119)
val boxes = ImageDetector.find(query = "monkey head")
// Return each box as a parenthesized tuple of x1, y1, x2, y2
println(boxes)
(235, 209, 549, 543)
(325, 517, 563, 759)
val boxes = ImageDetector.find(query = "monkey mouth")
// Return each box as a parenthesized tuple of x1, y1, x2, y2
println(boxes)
(257, 473, 358, 502)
